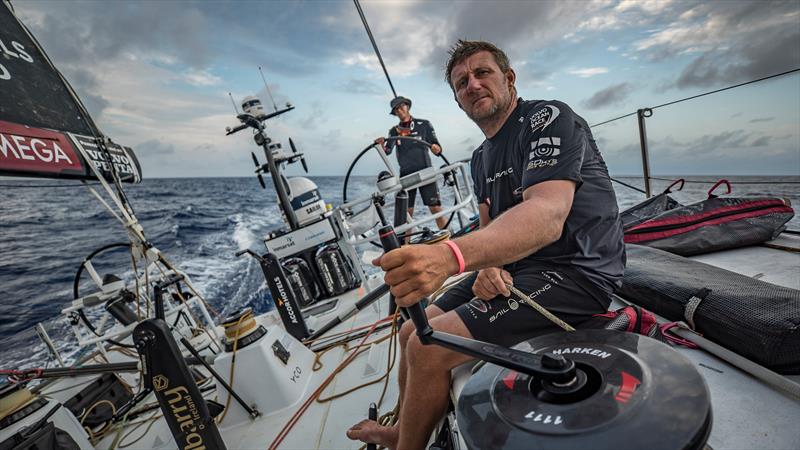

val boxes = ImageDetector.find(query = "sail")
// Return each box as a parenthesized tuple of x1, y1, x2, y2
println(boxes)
(0, 1, 141, 182)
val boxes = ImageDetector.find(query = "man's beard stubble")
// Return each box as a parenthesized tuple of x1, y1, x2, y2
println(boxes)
(465, 89, 513, 127)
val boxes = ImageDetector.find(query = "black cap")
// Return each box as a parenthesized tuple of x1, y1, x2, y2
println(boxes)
(390, 96, 412, 115)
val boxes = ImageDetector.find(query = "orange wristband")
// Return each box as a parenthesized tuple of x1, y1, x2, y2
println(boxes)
(443, 240, 465, 275)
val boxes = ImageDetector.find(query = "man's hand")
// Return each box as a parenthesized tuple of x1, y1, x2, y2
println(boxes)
(472, 267, 512, 300)
(374, 137, 386, 151)
(373, 243, 458, 307)
(431, 143, 442, 155)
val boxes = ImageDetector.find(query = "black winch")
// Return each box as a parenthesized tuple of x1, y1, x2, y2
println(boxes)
(457, 329, 712, 450)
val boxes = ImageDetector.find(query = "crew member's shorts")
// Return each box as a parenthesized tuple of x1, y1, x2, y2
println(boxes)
(407, 181, 441, 209)
(433, 262, 611, 348)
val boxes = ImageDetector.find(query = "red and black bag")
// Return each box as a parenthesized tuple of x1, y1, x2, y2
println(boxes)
(624, 179, 794, 256)
(620, 178, 684, 231)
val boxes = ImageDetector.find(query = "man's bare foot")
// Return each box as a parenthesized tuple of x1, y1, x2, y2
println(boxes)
(346, 419, 398, 449)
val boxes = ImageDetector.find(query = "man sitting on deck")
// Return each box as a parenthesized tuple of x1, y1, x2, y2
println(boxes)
(347, 39, 625, 450)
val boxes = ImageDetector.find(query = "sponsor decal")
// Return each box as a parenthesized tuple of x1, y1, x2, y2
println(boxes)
(541, 271, 563, 284)
(528, 283, 552, 299)
(551, 347, 612, 358)
(486, 167, 513, 184)
(153, 374, 169, 392)
(0, 120, 83, 174)
(526, 158, 558, 170)
(164, 385, 207, 450)
(507, 298, 519, 310)
(70, 134, 140, 181)
(529, 137, 561, 158)
(489, 307, 509, 323)
(0, 39, 34, 81)
(273, 276, 299, 324)
(273, 236, 296, 253)
(529, 105, 560, 133)
(467, 298, 489, 314)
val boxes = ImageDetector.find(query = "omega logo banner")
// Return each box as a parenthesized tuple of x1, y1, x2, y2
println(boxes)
(0, 120, 142, 182)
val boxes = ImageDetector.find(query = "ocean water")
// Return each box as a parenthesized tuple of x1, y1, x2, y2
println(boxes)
(1, 175, 798, 365)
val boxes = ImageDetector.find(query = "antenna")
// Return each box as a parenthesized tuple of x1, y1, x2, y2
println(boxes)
(228, 92, 240, 114)
(259, 66, 280, 112)
(353, 0, 398, 98)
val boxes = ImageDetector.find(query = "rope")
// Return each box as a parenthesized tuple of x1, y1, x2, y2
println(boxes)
(505, 284, 575, 332)
(316, 311, 399, 403)
(268, 315, 394, 450)
(216, 313, 248, 424)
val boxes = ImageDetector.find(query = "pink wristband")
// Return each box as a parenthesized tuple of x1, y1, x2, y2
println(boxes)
(443, 240, 465, 275)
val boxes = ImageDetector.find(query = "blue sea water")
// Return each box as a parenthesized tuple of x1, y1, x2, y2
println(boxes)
(0, 175, 798, 364)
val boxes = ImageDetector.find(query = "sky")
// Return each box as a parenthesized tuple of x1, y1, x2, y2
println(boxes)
(11, 0, 800, 178)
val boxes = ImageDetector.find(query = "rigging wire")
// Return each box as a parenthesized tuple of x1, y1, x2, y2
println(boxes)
(353, 0, 397, 98)
(591, 67, 800, 128)
(610, 177, 647, 194)
(0, 182, 103, 188)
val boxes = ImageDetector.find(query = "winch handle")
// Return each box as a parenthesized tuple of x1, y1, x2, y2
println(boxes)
(376, 225, 577, 381)
(378, 226, 433, 337)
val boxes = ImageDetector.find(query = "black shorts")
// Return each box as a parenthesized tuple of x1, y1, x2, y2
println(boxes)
(407, 182, 441, 209)
(433, 262, 611, 348)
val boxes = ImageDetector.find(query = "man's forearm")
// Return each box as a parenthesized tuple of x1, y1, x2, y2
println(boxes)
(454, 197, 564, 271)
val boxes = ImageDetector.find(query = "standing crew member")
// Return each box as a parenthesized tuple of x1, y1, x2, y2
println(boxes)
(375, 96, 448, 229)
(348, 40, 625, 450)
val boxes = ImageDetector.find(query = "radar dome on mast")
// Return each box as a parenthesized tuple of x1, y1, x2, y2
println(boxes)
(241, 95, 266, 118)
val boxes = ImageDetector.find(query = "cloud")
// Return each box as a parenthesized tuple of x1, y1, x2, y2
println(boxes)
(749, 117, 774, 123)
(184, 69, 222, 87)
(568, 67, 609, 78)
(338, 78, 384, 96)
(297, 101, 328, 131)
(583, 83, 632, 109)
(631, 1, 800, 89)
(135, 139, 176, 155)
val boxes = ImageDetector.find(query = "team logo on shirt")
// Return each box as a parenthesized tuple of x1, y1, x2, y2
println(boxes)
(529, 105, 560, 132)
(527, 158, 558, 170)
(529, 137, 561, 159)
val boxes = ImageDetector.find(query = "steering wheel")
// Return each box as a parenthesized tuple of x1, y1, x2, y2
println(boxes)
(72, 242, 137, 348)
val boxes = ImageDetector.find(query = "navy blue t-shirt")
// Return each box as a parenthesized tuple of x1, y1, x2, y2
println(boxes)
(386, 118, 440, 176)
(470, 99, 625, 293)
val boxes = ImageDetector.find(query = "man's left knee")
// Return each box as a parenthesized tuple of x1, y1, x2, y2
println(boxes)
(399, 320, 416, 347)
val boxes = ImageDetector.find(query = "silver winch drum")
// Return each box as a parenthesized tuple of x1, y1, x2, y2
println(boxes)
(285, 177, 327, 227)
(457, 329, 712, 450)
